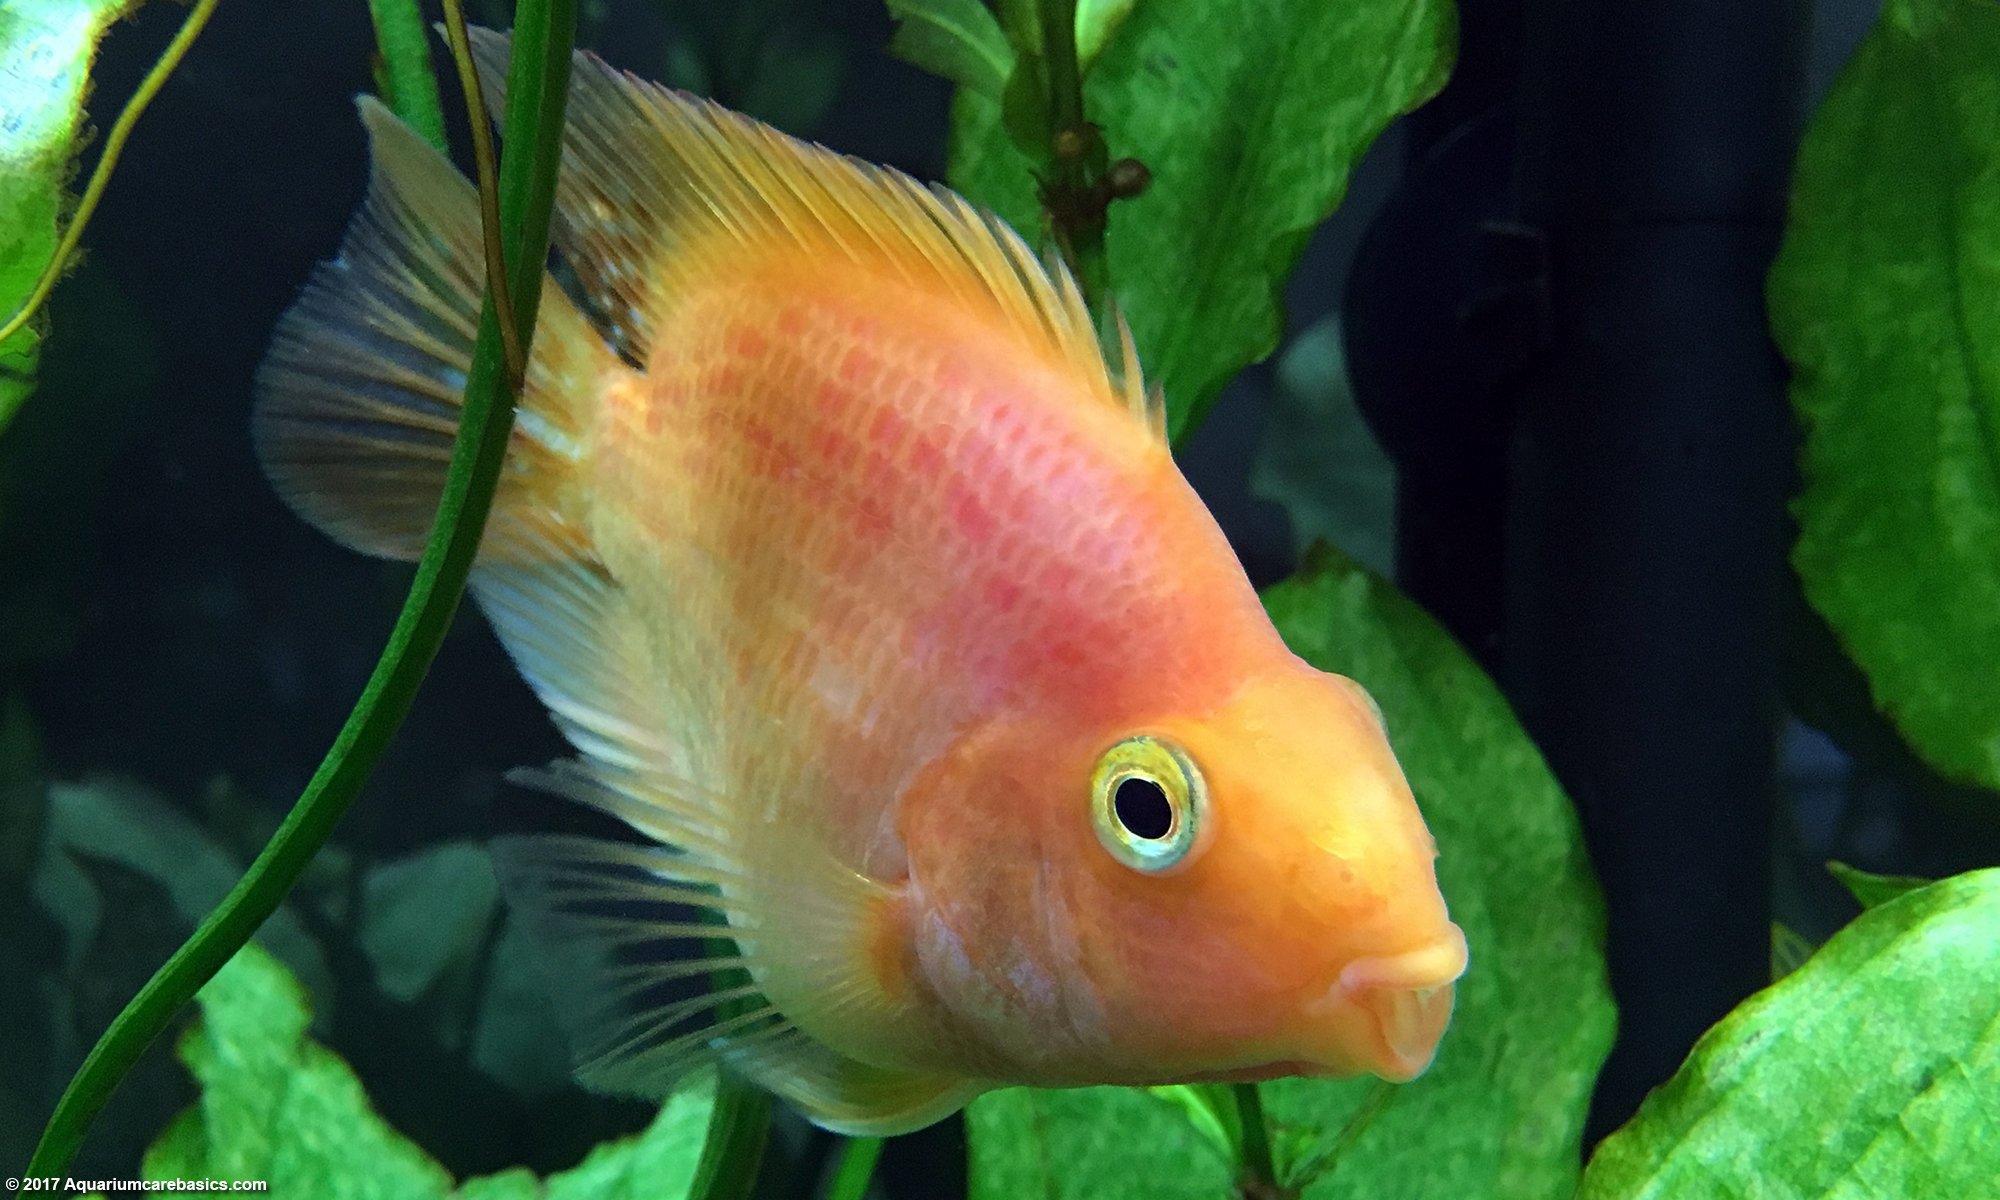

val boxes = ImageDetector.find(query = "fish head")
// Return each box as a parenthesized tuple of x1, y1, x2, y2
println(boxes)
(900, 659, 1466, 1086)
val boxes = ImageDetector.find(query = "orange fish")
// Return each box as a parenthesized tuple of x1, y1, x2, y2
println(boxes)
(253, 31, 1467, 1133)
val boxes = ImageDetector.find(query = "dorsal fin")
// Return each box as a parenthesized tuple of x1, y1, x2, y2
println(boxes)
(466, 27, 1159, 436)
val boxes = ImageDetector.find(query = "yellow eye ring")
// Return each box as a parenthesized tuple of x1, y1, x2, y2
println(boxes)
(1089, 735, 1208, 873)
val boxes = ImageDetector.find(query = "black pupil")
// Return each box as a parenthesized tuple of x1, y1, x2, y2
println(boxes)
(1113, 776, 1175, 841)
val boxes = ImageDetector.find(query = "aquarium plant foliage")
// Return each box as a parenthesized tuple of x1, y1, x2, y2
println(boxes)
(4, 0, 1998, 1196)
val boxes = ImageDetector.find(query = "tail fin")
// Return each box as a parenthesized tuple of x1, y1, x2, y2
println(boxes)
(253, 98, 616, 561)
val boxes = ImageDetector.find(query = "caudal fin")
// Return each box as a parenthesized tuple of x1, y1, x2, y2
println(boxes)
(253, 98, 616, 561)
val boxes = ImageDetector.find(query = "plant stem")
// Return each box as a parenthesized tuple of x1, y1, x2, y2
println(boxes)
(23, 0, 578, 1175)
(1232, 1083, 1281, 1196)
(1039, 0, 1084, 147)
(1282, 1080, 1395, 1190)
(365, 0, 447, 152)
(690, 1071, 774, 1200)
(823, 1136, 885, 1200)
(1033, 0, 1109, 309)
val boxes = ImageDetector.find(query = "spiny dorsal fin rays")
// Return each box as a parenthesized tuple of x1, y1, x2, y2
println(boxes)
(464, 26, 1161, 440)
(1109, 308, 1165, 435)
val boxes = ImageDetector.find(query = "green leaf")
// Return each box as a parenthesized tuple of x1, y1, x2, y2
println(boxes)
(1770, 0, 2000, 790)
(146, 942, 718, 1198)
(1146, 1083, 1243, 1164)
(1581, 869, 2000, 1198)
(357, 841, 501, 1005)
(967, 551, 1611, 1199)
(968, 1087, 1234, 1200)
(461, 1076, 714, 1200)
(468, 910, 576, 1099)
(949, 0, 1456, 440)
(1770, 921, 1816, 981)
(1257, 551, 1612, 1199)
(32, 777, 332, 1001)
(155, 942, 454, 1197)
(1828, 860, 1934, 911)
(0, 0, 135, 436)
(887, 0, 1015, 100)
(1074, 0, 1139, 69)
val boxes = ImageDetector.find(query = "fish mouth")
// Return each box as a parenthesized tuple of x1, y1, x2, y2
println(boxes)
(1156, 928, 1471, 1088)
(1301, 926, 1469, 1080)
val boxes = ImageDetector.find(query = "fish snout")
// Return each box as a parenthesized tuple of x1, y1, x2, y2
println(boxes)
(1304, 925, 1468, 1080)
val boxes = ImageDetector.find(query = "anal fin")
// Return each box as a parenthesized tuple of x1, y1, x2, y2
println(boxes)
(494, 827, 987, 1135)
(726, 1027, 988, 1137)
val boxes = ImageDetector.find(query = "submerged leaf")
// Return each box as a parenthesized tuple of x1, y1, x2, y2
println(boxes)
(457, 1076, 715, 1200)
(1580, 869, 2000, 1198)
(1259, 551, 1611, 1199)
(147, 943, 717, 1198)
(1146, 1083, 1243, 1165)
(1828, 860, 1934, 911)
(1770, 0, 2000, 789)
(949, 0, 1456, 439)
(357, 841, 500, 1005)
(1074, 0, 1140, 69)
(887, 0, 1014, 100)
(1770, 921, 1816, 981)
(154, 942, 454, 1198)
(967, 1086, 1233, 1200)
(1250, 314, 1398, 575)
(33, 777, 331, 1001)
(0, 0, 136, 435)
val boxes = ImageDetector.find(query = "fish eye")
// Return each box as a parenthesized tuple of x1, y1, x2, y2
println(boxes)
(1089, 735, 1207, 873)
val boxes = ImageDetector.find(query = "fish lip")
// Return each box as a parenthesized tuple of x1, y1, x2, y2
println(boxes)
(1337, 925, 1469, 995)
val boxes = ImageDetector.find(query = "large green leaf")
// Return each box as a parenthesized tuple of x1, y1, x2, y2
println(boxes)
(1580, 869, 2000, 1197)
(968, 551, 1611, 1198)
(1769, 0, 2000, 789)
(948, 0, 1456, 439)
(0, 0, 135, 436)
(1260, 552, 1611, 1199)
(144, 942, 453, 1198)
(144, 942, 716, 1197)
(968, 1087, 1234, 1200)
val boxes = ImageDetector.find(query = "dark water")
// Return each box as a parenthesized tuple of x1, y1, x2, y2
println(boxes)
(5, 0, 1997, 1193)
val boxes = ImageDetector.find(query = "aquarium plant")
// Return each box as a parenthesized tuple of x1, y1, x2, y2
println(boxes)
(1, 0, 1996, 1196)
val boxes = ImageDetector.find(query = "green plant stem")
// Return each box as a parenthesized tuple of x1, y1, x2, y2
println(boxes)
(0, 0, 220, 379)
(823, 1136, 885, 1200)
(1282, 1079, 1395, 1189)
(689, 1071, 773, 1200)
(1233, 1083, 1280, 1196)
(1034, 0, 1108, 308)
(23, 0, 578, 1176)
(1039, 0, 1084, 147)
(365, 0, 448, 152)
